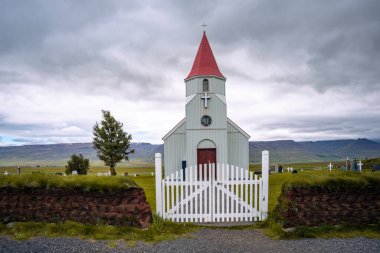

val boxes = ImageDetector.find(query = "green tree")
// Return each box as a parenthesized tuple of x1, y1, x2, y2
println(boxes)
(92, 110, 134, 175)
(65, 154, 90, 175)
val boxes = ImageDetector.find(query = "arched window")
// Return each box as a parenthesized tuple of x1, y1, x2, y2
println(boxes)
(202, 79, 209, 92)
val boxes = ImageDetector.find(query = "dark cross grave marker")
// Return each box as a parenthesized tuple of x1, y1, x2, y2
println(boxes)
(372, 165, 380, 172)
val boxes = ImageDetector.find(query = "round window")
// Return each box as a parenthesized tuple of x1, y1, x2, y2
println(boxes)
(201, 115, 212, 127)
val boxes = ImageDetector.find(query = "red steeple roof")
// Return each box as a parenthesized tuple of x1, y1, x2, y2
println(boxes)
(186, 32, 224, 80)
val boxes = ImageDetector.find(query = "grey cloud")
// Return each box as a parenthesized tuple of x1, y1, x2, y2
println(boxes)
(253, 114, 380, 140)
(2, 0, 379, 94)
(11, 138, 40, 144)
(207, 0, 380, 93)
(0, 70, 28, 84)
(0, 0, 379, 145)
(0, 0, 191, 103)
(0, 0, 129, 54)
(0, 121, 39, 132)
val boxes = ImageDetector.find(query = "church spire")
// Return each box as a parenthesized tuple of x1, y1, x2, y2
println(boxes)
(185, 32, 225, 80)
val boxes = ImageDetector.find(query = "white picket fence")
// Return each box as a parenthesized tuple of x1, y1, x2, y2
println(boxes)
(155, 151, 269, 223)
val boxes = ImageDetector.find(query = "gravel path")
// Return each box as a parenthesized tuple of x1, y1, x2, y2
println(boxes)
(1, 229, 380, 253)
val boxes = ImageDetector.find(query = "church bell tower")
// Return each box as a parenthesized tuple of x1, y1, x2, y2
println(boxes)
(163, 31, 249, 176)
(184, 32, 228, 168)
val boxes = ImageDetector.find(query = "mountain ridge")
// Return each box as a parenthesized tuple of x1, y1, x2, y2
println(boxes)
(0, 139, 379, 166)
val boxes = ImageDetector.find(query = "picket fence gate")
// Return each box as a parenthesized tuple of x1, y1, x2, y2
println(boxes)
(155, 151, 269, 223)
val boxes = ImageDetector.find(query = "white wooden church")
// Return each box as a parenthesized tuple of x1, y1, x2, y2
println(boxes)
(163, 32, 250, 176)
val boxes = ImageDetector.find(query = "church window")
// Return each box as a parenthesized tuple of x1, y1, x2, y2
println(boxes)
(202, 79, 209, 92)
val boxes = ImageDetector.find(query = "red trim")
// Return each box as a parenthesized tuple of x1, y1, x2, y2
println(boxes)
(186, 32, 224, 80)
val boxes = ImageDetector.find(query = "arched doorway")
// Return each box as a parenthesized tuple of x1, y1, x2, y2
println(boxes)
(197, 139, 216, 180)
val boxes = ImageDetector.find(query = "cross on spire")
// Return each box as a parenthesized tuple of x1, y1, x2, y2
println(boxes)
(201, 23, 208, 32)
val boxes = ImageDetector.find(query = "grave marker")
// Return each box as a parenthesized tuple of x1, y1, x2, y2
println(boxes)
(373, 165, 380, 172)
(358, 160, 363, 172)
(351, 159, 358, 171)
(328, 163, 333, 172)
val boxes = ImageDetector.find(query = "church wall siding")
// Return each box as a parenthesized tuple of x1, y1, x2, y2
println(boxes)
(211, 78, 226, 95)
(186, 79, 198, 96)
(174, 121, 186, 134)
(164, 122, 186, 176)
(186, 94, 227, 129)
(186, 77, 225, 96)
(228, 132, 249, 170)
(227, 122, 249, 170)
(164, 133, 186, 176)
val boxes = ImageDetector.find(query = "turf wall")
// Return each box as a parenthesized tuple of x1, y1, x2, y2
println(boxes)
(0, 187, 152, 228)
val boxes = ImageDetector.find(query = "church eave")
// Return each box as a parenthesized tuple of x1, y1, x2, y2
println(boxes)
(227, 118, 251, 139)
(184, 75, 226, 82)
(162, 118, 186, 141)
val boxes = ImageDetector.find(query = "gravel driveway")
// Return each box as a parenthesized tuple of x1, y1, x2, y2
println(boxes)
(1, 229, 380, 253)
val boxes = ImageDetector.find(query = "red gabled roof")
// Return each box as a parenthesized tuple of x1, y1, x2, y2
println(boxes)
(185, 32, 225, 80)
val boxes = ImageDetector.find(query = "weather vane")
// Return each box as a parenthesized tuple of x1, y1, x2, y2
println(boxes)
(201, 22, 208, 32)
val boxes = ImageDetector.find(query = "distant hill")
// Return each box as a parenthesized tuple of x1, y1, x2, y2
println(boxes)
(250, 138, 380, 163)
(0, 143, 162, 167)
(0, 138, 379, 166)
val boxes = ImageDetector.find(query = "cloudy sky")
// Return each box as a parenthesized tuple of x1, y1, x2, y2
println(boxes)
(0, 0, 379, 146)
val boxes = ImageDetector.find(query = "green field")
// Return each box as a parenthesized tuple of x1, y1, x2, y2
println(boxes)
(0, 166, 154, 175)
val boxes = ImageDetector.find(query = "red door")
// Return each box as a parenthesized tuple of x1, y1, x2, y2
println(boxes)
(197, 148, 216, 180)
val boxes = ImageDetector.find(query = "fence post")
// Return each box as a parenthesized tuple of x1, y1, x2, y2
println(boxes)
(155, 153, 163, 217)
(261, 150, 269, 220)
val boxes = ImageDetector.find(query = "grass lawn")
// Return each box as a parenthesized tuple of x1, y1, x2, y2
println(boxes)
(0, 215, 197, 243)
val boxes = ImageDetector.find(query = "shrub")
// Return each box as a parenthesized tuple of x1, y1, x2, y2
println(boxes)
(65, 154, 89, 175)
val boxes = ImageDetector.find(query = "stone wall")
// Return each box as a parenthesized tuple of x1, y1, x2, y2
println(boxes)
(277, 186, 380, 228)
(0, 187, 152, 228)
